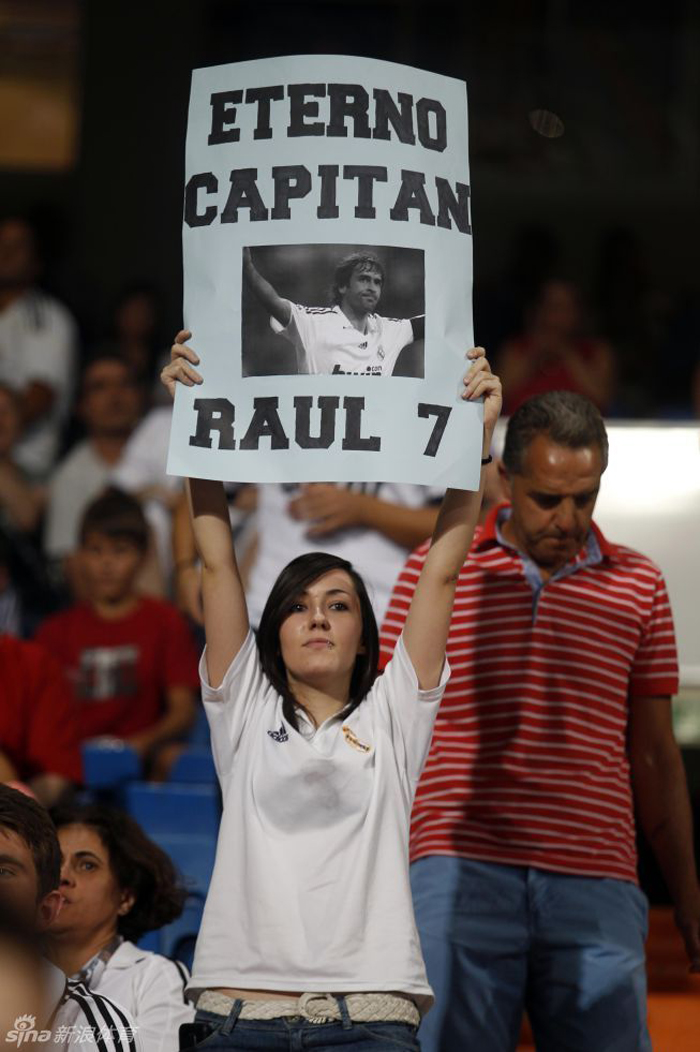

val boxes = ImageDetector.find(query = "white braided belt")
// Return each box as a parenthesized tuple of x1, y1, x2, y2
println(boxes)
(197, 990, 420, 1026)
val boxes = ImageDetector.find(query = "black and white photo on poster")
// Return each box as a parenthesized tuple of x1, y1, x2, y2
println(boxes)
(168, 54, 482, 488)
(241, 244, 425, 378)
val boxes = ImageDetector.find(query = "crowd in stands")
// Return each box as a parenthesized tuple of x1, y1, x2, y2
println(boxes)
(1, 209, 699, 1049)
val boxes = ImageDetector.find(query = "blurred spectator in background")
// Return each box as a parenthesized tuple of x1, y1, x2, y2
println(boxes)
(36, 489, 199, 779)
(0, 216, 77, 480)
(1, 374, 71, 633)
(44, 355, 144, 589)
(0, 380, 45, 533)
(0, 634, 81, 805)
(48, 804, 194, 1051)
(93, 282, 169, 406)
(109, 403, 180, 583)
(498, 278, 615, 416)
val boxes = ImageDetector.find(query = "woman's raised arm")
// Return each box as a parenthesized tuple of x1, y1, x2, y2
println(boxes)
(162, 331, 249, 687)
(402, 350, 502, 689)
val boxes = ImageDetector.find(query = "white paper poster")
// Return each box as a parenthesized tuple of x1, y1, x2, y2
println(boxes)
(168, 54, 482, 488)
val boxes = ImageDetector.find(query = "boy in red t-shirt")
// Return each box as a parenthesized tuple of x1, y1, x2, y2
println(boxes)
(36, 489, 200, 776)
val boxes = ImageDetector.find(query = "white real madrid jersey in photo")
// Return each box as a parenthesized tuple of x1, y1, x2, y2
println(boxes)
(272, 302, 414, 375)
(188, 631, 449, 1013)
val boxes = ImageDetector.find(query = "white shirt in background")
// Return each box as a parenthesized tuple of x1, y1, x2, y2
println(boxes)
(0, 291, 77, 478)
(44, 441, 114, 559)
(41, 961, 142, 1050)
(110, 407, 180, 577)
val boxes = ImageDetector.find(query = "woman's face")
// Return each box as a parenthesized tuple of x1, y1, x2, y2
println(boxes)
(278, 569, 365, 695)
(50, 825, 133, 940)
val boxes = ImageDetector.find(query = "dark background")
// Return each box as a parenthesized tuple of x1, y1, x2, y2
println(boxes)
(241, 244, 425, 377)
(2, 0, 698, 415)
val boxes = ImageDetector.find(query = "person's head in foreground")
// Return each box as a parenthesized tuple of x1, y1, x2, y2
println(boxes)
(257, 551, 379, 731)
(500, 390, 608, 574)
(0, 900, 47, 1040)
(47, 804, 186, 968)
(331, 253, 385, 318)
(78, 488, 149, 608)
(0, 784, 62, 930)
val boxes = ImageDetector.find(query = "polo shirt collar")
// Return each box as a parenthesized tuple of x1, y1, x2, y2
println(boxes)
(477, 503, 615, 564)
(295, 705, 348, 740)
(498, 503, 602, 584)
(477, 503, 613, 622)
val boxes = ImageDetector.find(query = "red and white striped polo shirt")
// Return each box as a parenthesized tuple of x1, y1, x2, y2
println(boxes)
(380, 504, 679, 884)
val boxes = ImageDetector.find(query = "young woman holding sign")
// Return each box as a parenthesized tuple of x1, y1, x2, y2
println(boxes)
(162, 330, 501, 1052)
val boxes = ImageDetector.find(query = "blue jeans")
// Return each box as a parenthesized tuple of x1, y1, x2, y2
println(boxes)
(182, 999, 421, 1050)
(411, 856, 650, 1052)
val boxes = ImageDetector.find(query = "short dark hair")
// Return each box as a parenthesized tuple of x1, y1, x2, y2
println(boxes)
(257, 552, 379, 732)
(331, 254, 384, 306)
(503, 390, 609, 475)
(79, 488, 148, 552)
(51, 804, 187, 941)
(0, 786, 61, 900)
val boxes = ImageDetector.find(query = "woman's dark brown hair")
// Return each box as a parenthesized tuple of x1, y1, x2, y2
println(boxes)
(51, 805, 187, 942)
(257, 552, 379, 732)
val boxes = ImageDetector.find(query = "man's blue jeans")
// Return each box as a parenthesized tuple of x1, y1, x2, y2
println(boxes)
(411, 856, 650, 1052)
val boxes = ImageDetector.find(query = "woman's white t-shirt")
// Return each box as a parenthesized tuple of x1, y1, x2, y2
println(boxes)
(187, 631, 448, 1013)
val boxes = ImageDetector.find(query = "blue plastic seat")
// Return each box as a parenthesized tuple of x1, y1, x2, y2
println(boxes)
(149, 832, 217, 896)
(81, 740, 140, 789)
(123, 782, 220, 838)
(169, 746, 216, 785)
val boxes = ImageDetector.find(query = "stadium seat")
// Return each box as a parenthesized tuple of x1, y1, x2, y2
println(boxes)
(169, 746, 216, 785)
(81, 740, 140, 788)
(149, 832, 217, 895)
(123, 782, 220, 837)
